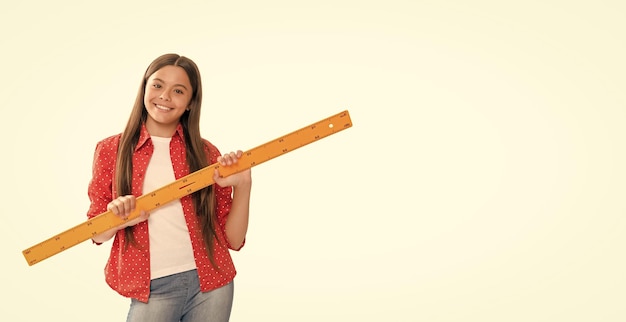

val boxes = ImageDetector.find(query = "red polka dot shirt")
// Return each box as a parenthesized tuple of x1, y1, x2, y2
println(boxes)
(86, 123, 243, 303)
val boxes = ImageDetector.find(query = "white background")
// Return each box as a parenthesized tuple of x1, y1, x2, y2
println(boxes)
(2, 1, 625, 321)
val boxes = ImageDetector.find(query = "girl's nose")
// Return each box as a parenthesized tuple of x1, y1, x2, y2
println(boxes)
(159, 92, 171, 101)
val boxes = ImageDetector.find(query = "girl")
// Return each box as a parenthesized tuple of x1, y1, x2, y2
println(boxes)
(87, 53, 252, 322)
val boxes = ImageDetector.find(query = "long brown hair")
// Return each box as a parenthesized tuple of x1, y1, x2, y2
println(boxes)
(115, 53, 219, 267)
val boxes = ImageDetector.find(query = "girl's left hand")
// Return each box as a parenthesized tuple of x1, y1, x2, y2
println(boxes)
(213, 150, 252, 188)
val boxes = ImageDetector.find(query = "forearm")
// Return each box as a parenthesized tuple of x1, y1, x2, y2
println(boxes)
(92, 227, 119, 244)
(225, 182, 251, 249)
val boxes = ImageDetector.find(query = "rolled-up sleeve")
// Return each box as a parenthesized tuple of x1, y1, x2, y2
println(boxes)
(87, 139, 116, 221)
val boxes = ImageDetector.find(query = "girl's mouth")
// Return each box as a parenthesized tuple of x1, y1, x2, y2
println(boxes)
(155, 104, 173, 111)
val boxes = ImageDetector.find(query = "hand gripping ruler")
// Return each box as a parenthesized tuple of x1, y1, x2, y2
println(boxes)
(23, 110, 352, 266)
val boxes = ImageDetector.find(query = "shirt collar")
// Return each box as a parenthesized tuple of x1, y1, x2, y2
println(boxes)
(135, 123, 185, 152)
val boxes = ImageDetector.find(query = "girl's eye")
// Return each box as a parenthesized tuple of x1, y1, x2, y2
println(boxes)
(175, 89, 184, 94)
(152, 84, 161, 88)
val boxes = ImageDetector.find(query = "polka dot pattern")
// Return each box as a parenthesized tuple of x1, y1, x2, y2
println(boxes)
(86, 123, 240, 303)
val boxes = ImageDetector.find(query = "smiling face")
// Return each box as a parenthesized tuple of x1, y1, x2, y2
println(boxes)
(143, 65, 193, 137)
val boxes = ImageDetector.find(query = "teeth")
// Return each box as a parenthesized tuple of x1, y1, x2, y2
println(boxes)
(155, 104, 172, 111)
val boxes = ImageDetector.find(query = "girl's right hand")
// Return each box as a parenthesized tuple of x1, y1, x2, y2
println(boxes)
(107, 195, 150, 228)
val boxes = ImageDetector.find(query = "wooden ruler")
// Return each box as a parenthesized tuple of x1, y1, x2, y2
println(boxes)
(23, 110, 352, 266)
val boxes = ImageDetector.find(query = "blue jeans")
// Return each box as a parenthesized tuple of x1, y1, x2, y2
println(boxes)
(126, 269, 234, 322)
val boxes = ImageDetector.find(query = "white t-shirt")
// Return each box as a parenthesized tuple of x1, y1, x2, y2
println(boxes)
(144, 136, 197, 279)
